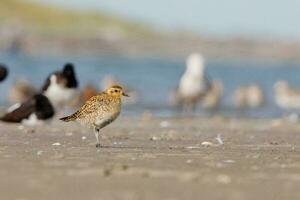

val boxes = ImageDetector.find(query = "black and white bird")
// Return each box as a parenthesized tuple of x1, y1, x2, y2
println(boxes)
(0, 94, 54, 126)
(0, 64, 8, 82)
(41, 63, 79, 108)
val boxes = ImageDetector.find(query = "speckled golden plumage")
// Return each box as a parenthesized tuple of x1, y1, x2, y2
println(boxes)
(62, 92, 121, 126)
(60, 85, 129, 148)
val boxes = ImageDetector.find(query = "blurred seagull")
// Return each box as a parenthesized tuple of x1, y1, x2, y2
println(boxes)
(41, 63, 79, 108)
(234, 84, 264, 108)
(201, 80, 223, 110)
(274, 81, 300, 109)
(173, 53, 211, 112)
(0, 94, 54, 126)
(0, 64, 8, 82)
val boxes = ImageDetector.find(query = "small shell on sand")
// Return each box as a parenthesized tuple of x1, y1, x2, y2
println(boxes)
(201, 141, 214, 147)
(185, 146, 200, 149)
(113, 141, 123, 145)
(52, 142, 61, 146)
(223, 160, 235, 163)
(150, 136, 161, 141)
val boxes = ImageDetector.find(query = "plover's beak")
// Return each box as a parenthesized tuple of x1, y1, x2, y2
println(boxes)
(122, 92, 129, 97)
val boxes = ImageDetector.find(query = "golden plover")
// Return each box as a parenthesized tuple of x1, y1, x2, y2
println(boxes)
(60, 85, 129, 148)
(201, 80, 223, 110)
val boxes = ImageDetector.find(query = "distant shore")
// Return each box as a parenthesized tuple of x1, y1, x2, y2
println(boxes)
(1, 32, 300, 61)
(1, 0, 299, 61)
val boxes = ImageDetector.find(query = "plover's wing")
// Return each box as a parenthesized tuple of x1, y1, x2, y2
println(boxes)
(74, 95, 105, 119)
(0, 98, 35, 122)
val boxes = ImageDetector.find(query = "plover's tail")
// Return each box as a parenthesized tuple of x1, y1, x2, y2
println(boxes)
(59, 114, 76, 122)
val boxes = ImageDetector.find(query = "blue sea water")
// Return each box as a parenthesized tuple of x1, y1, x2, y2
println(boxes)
(0, 52, 300, 118)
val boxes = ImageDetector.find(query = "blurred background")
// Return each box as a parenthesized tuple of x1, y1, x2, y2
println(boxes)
(0, 0, 300, 118)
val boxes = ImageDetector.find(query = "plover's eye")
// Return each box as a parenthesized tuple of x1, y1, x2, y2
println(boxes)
(114, 90, 118, 93)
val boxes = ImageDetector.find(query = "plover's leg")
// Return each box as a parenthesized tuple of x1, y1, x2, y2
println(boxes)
(94, 127, 101, 148)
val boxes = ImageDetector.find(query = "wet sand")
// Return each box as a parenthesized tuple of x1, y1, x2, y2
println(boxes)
(0, 116, 300, 200)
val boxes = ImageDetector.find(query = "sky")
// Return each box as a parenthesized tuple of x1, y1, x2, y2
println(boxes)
(36, 0, 300, 40)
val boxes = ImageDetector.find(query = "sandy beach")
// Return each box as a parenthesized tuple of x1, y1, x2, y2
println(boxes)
(0, 116, 299, 200)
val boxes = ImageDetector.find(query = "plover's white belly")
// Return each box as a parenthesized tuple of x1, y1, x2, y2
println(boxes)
(77, 114, 117, 129)
(95, 117, 112, 128)
(95, 112, 120, 128)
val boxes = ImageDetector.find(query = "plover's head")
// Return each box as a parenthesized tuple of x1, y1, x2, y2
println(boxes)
(106, 85, 129, 98)
(186, 53, 205, 76)
(0, 64, 8, 82)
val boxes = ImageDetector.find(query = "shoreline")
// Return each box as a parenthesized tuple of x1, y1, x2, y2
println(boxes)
(0, 117, 299, 199)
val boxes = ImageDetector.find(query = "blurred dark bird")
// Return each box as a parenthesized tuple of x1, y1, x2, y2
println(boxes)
(0, 64, 8, 82)
(42, 63, 79, 108)
(172, 53, 211, 112)
(8, 79, 37, 103)
(0, 94, 54, 125)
